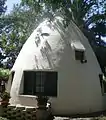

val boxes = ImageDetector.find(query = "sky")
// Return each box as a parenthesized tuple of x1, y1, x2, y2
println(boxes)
(6, 0, 21, 13)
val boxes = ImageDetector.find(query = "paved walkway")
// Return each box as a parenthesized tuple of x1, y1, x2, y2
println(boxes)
(54, 117, 92, 120)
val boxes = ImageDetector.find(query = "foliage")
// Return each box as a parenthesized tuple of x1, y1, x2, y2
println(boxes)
(21, 0, 106, 38)
(0, 4, 39, 68)
(36, 96, 48, 106)
(21, 0, 42, 14)
(0, 0, 7, 16)
(93, 116, 106, 120)
(0, 0, 7, 67)
(0, 68, 10, 81)
(0, 117, 9, 120)
(1, 91, 10, 100)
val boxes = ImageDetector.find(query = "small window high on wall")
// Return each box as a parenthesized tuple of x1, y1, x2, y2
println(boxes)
(23, 71, 58, 97)
(71, 41, 87, 63)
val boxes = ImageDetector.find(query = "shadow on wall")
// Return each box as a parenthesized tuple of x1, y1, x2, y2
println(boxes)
(34, 18, 73, 69)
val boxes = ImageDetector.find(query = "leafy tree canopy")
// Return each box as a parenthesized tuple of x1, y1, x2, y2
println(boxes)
(0, 0, 7, 67)
(0, 0, 7, 16)
(0, 4, 40, 68)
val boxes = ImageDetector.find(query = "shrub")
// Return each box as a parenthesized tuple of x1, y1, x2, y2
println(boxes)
(98, 116, 106, 120)
(36, 96, 48, 107)
(0, 68, 10, 81)
(0, 117, 9, 120)
(91, 116, 106, 120)
(1, 92, 10, 101)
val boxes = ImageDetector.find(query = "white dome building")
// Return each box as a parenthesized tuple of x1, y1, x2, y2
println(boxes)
(7, 15, 106, 116)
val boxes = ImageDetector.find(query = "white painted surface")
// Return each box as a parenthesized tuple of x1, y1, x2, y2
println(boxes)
(9, 15, 106, 115)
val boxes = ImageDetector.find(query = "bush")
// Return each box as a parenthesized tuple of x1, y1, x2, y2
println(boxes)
(91, 116, 106, 120)
(1, 92, 10, 101)
(0, 117, 9, 120)
(0, 68, 10, 81)
(36, 96, 48, 106)
(98, 116, 106, 120)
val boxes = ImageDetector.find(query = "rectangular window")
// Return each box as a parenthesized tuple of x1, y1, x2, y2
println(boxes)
(71, 41, 87, 63)
(11, 71, 15, 84)
(23, 71, 58, 97)
(103, 80, 106, 93)
(75, 50, 84, 60)
(99, 74, 106, 94)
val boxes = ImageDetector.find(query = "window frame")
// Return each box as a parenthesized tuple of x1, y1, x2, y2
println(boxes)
(23, 70, 58, 97)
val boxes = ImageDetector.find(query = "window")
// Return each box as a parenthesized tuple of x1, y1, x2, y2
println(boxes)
(36, 72, 45, 93)
(103, 80, 106, 93)
(23, 71, 58, 97)
(99, 74, 106, 94)
(75, 50, 87, 63)
(75, 50, 84, 60)
(11, 71, 15, 84)
(71, 41, 87, 63)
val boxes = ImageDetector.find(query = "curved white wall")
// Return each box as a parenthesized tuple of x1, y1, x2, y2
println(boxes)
(9, 16, 106, 115)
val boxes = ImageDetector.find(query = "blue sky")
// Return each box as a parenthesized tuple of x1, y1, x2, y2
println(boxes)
(6, 0, 21, 13)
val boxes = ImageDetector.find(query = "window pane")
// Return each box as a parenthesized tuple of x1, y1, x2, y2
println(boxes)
(75, 50, 84, 60)
(10, 71, 15, 84)
(36, 86, 44, 93)
(36, 72, 41, 86)
(44, 72, 57, 96)
(103, 80, 106, 93)
(24, 71, 34, 95)
(36, 86, 41, 92)
(35, 72, 45, 94)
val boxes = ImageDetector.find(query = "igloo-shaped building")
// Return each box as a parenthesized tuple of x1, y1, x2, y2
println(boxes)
(7, 15, 106, 116)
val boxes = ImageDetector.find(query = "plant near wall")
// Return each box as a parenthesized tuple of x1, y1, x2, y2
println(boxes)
(1, 92, 10, 101)
(0, 92, 10, 107)
(0, 68, 10, 82)
(36, 96, 48, 107)
(36, 96, 54, 120)
(0, 117, 9, 120)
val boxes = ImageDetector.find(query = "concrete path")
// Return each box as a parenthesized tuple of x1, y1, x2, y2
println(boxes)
(54, 117, 92, 120)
